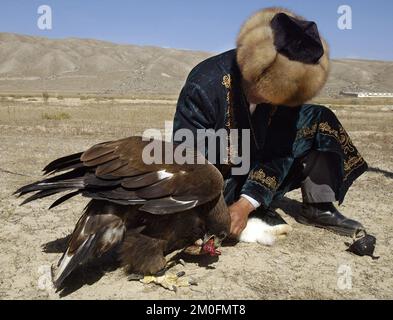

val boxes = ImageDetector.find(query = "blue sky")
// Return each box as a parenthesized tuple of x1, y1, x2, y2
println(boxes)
(1, 0, 392, 60)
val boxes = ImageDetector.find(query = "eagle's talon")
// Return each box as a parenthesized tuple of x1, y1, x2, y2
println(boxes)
(189, 278, 198, 286)
(155, 269, 167, 277)
(139, 272, 196, 291)
(176, 271, 186, 277)
(127, 273, 144, 281)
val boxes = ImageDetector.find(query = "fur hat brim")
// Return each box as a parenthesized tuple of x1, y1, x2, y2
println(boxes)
(237, 7, 330, 107)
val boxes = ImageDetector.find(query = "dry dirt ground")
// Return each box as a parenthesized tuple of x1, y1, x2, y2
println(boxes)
(0, 97, 392, 300)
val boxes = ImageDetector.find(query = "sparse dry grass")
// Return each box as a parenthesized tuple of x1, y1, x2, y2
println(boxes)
(314, 97, 393, 106)
(0, 92, 178, 101)
(42, 92, 49, 104)
(41, 112, 71, 121)
(0, 98, 176, 140)
(0, 98, 392, 300)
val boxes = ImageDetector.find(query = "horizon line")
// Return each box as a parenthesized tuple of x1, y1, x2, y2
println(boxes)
(1, 31, 392, 63)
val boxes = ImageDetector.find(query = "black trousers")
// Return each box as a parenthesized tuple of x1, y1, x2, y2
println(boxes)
(224, 151, 338, 207)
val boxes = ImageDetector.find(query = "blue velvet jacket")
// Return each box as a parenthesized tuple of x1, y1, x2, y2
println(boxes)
(173, 49, 367, 207)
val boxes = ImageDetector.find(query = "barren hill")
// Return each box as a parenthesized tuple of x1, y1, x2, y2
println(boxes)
(0, 33, 392, 98)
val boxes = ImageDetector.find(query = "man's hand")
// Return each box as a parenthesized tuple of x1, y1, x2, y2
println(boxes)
(229, 197, 255, 238)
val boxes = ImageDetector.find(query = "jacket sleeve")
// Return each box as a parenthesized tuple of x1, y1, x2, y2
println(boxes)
(241, 156, 294, 208)
(174, 82, 216, 131)
(172, 82, 217, 153)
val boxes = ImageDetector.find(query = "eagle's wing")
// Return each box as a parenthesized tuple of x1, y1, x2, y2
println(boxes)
(16, 136, 224, 214)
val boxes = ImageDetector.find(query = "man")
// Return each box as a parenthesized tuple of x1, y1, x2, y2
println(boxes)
(173, 7, 368, 241)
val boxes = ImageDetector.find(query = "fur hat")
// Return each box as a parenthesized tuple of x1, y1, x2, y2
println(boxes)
(237, 7, 330, 106)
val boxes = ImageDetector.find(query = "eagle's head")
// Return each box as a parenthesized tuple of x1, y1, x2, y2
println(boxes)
(183, 192, 230, 257)
(201, 192, 231, 256)
(201, 232, 227, 256)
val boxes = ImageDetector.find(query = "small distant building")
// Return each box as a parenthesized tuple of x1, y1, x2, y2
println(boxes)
(340, 91, 393, 98)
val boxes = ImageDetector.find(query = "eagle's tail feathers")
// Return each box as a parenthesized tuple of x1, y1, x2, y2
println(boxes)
(52, 207, 126, 289)
(49, 191, 81, 209)
(52, 234, 98, 289)
(20, 187, 73, 205)
(15, 169, 86, 207)
(43, 152, 84, 174)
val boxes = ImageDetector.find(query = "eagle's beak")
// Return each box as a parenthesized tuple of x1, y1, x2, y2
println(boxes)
(202, 234, 222, 256)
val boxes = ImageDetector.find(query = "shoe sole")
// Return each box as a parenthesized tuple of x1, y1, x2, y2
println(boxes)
(295, 215, 360, 237)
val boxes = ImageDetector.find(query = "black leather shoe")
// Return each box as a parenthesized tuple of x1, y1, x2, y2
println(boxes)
(296, 202, 365, 237)
(251, 207, 288, 226)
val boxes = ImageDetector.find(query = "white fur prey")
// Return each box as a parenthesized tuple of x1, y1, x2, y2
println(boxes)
(239, 217, 292, 246)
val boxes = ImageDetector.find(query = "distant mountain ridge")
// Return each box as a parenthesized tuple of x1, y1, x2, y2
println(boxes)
(0, 33, 392, 98)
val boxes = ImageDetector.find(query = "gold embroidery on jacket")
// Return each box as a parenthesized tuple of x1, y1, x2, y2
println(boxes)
(296, 123, 318, 140)
(222, 74, 236, 164)
(296, 121, 365, 181)
(222, 75, 231, 89)
(222, 75, 233, 131)
(343, 155, 365, 180)
(249, 169, 279, 191)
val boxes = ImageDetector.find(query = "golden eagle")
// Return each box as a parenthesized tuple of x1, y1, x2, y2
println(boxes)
(15, 136, 230, 290)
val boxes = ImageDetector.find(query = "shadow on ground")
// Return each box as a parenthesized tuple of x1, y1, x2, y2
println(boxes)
(42, 234, 222, 297)
(272, 197, 303, 220)
(368, 166, 393, 179)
